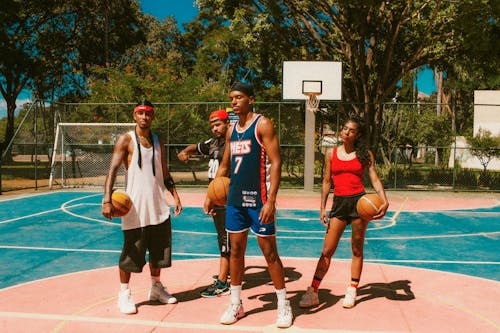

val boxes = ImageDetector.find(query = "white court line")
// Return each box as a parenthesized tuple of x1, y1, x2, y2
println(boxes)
(0, 311, 408, 333)
(276, 230, 500, 241)
(280, 217, 395, 234)
(365, 231, 500, 240)
(0, 245, 120, 253)
(1, 245, 496, 265)
(0, 208, 63, 225)
(60, 194, 120, 226)
(0, 245, 219, 258)
(364, 259, 500, 265)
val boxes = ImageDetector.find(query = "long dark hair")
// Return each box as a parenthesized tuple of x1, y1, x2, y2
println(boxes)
(348, 116, 371, 167)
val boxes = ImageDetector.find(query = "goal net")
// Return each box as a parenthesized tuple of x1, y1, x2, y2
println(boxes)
(49, 123, 136, 189)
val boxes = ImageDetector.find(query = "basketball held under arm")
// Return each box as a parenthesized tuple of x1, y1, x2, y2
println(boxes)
(103, 133, 130, 219)
(214, 136, 231, 178)
(366, 150, 389, 217)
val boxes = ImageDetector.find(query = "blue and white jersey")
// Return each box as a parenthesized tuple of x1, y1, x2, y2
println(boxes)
(227, 114, 270, 208)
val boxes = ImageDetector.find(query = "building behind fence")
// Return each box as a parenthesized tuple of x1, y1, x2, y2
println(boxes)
(0, 100, 498, 193)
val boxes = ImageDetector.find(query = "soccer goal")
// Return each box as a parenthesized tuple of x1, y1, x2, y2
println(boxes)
(49, 123, 136, 189)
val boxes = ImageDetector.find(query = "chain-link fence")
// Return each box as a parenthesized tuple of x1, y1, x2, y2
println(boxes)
(1, 100, 498, 193)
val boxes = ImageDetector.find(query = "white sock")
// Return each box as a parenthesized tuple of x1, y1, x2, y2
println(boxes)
(275, 288, 287, 304)
(230, 285, 242, 305)
(120, 283, 129, 291)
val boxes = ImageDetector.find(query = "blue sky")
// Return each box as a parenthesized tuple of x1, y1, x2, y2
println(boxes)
(1, 2, 435, 118)
(139, 0, 198, 26)
(138, 0, 436, 96)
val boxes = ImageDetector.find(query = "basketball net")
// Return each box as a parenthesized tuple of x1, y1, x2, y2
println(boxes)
(306, 93, 320, 113)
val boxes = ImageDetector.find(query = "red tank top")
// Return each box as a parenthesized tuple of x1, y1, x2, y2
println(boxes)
(331, 147, 365, 196)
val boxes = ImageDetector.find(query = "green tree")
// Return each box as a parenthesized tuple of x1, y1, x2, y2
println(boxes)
(432, 1, 499, 136)
(0, 0, 145, 155)
(0, 0, 52, 156)
(196, 1, 464, 143)
(467, 129, 500, 173)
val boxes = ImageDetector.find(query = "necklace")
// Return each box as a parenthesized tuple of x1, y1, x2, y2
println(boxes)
(339, 146, 356, 160)
(134, 126, 155, 175)
(235, 116, 251, 141)
(236, 127, 246, 141)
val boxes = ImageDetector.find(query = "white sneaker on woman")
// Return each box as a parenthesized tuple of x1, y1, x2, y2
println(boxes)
(342, 286, 357, 308)
(299, 286, 319, 308)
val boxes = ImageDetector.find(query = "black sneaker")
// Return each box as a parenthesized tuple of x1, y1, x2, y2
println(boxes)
(201, 279, 230, 298)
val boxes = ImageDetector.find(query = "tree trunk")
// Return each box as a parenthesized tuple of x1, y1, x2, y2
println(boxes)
(1, 98, 17, 163)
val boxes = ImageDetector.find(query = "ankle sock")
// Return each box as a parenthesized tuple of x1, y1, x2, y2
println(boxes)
(230, 285, 242, 305)
(275, 288, 287, 304)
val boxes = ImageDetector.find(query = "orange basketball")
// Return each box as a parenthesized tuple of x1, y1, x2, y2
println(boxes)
(207, 176, 230, 206)
(111, 189, 133, 217)
(356, 193, 383, 221)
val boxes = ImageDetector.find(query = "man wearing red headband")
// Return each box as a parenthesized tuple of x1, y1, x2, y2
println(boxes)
(178, 109, 231, 298)
(102, 100, 182, 314)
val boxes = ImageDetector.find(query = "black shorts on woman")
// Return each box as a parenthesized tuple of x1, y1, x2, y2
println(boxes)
(328, 192, 365, 225)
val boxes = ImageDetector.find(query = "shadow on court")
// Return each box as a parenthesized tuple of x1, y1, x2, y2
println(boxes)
(357, 279, 415, 304)
(287, 279, 415, 320)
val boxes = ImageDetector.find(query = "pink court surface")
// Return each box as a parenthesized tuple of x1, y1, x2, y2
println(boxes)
(0, 189, 499, 333)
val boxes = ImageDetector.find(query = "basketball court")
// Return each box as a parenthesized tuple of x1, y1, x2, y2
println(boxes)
(0, 189, 498, 332)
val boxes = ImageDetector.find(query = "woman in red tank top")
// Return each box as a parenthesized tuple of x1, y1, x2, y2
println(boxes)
(299, 117, 389, 309)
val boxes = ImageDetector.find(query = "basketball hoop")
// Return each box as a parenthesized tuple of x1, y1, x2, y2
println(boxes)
(305, 93, 320, 113)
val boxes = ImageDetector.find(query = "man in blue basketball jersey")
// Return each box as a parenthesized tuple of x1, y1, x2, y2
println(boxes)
(204, 82, 292, 328)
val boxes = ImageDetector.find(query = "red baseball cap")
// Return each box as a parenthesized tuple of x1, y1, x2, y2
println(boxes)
(209, 109, 229, 122)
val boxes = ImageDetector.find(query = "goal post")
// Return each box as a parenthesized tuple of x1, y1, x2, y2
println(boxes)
(49, 123, 136, 189)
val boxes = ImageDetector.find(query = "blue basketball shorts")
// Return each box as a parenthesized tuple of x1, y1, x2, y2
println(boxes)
(225, 205, 276, 237)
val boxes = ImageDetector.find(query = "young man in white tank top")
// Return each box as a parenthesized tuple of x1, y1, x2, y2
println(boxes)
(102, 100, 182, 314)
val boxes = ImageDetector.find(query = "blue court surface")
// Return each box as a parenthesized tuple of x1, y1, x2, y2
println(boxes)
(0, 191, 499, 289)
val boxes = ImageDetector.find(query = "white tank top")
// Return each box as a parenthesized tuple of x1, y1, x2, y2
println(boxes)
(121, 130, 170, 230)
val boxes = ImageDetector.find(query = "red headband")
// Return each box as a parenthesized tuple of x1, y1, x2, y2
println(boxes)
(134, 105, 154, 113)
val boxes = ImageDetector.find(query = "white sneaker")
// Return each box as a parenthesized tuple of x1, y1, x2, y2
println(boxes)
(220, 301, 244, 325)
(299, 286, 319, 308)
(342, 286, 357, 308)
(276, 300, 292, 328)
(118, 289, 137, 314)
(149, 281, 178, 304)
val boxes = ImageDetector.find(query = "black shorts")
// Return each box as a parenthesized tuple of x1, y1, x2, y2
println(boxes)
(329, 192, 365, 225)
(119, 219, 172, 273)
(213, 206, 230, 257)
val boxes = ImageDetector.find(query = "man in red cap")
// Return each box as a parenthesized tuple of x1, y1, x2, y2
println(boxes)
(178, 109, 231, 297)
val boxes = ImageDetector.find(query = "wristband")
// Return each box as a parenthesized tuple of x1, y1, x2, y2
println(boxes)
(164, 177, 175, 191)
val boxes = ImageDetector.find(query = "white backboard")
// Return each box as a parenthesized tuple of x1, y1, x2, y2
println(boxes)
(474, 90, 500, 136)
(282, 61, 342, 100)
